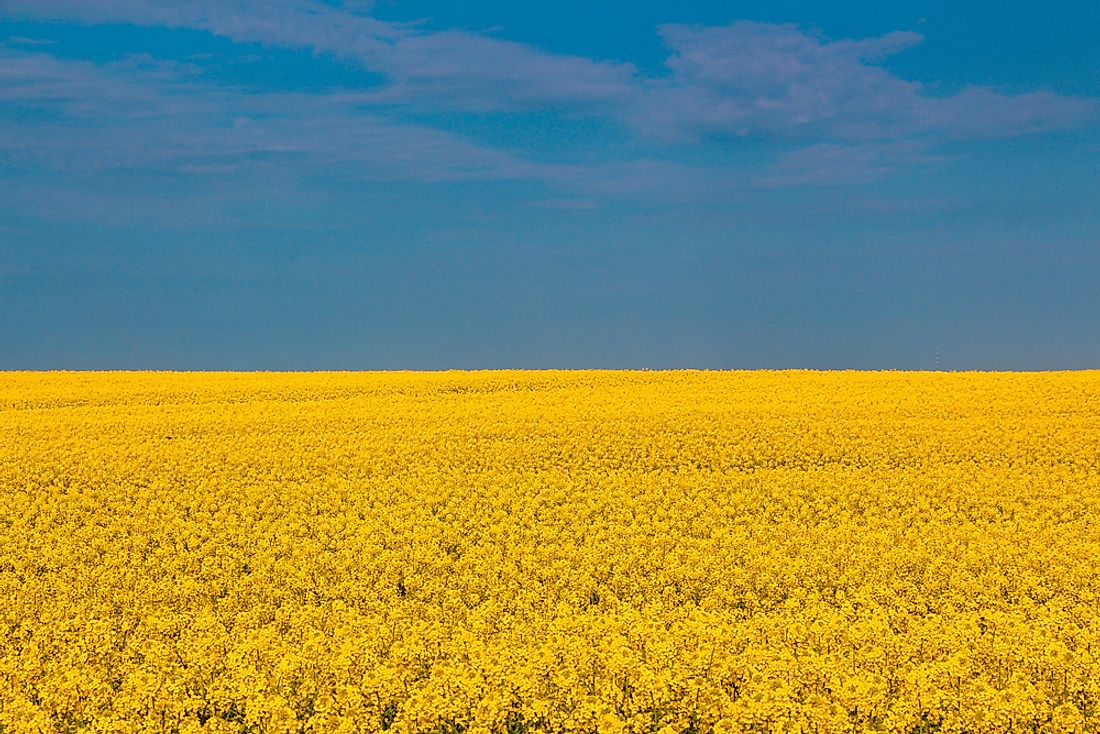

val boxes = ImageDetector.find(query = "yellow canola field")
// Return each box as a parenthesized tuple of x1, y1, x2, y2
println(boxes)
(2, 370, 1100, 734)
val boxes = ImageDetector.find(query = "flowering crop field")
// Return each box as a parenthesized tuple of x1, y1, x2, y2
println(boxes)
(2, 370, 1100, 734)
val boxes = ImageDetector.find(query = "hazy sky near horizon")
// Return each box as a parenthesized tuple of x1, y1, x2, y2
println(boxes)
(2, 0, 1099, 370)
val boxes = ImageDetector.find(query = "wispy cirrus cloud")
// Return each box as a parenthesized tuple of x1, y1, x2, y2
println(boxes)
(636, 21, 1095, 183)
(0, 51, 574, 192)
(0, 44, 699, 227)
(6, 35, 57, 46)
(2, 0, 406, 47)
(11, 1, 1091, 134)
(758, 141, 945, 187)
(2, 0, 1098, 191)
(360, 31, 637, 113)
(3, 0, 637, 113)
(639, 22, 1094, 144)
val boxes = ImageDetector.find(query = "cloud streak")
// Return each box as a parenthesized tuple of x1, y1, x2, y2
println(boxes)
(0, 45, 699, 227)
(758, 141, 945, 187)
(4, 0, 637, 113)
(0, 47, 561, 183)
(2, 1, 1097, 190)
(639, 21, 1093, 145)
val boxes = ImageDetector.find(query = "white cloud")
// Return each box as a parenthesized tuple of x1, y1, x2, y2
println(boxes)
(362, 31, 637, 113)
(4, 0, 636, 113)
(2, 2, 1097, 189)
(758, 141, 944, 187)
(636, 21, 1094, 143)
(6, 35, 58, 46)
(6, 2, 1094, 140)
(0, 47, 568, 186)
(0, 46, 697, 228)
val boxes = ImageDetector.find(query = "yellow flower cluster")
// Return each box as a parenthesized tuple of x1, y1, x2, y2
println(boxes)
(2, 370, 1099, 734)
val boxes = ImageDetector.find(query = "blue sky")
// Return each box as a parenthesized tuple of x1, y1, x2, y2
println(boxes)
(2, 0, 1098, 370)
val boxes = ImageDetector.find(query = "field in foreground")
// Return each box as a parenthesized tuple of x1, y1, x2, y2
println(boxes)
(2, 371, 1100, 734)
